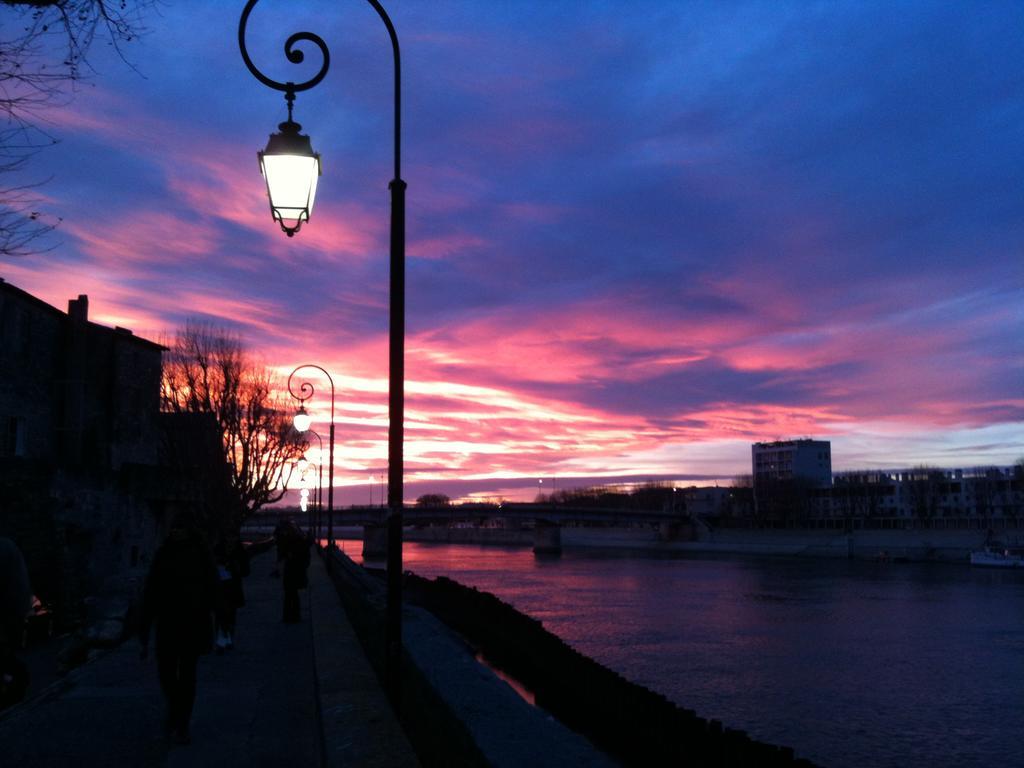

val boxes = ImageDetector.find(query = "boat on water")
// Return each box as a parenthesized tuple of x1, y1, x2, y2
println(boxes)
(970, 545, 1024, 568)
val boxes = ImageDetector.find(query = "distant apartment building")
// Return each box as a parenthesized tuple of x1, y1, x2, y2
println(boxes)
(742, 435, 1022, 524)
(752, 439, 833, 487)
(831, 466, 1022, 522)
(750, 439, 832, 517)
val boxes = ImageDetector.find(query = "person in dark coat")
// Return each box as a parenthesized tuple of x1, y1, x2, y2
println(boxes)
(281, 527, 310, 623)
(270, 518, 290, 578)
(139, 517, 218, 744)
(213, 536, 249, 652)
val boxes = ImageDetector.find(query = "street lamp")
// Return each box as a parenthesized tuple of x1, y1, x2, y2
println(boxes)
(293, 404, 313, 433)
(287, 365, 335, 549)
(303, 428, 325, 539)
(304, 463, 321, 530)
(298, 458, 322, 529)
(240, 0, 406, 704)
(258, 112, 320, 236)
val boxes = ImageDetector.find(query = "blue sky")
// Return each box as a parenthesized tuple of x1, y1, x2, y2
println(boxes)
(2, 0, 1022, 502)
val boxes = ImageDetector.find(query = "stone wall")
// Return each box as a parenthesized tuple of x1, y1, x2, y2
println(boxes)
(405, 573, 818, 768)
(322, 549, 614, 768)
(0, 460, 165, 629)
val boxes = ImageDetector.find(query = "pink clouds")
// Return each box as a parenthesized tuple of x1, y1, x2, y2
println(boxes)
(672, 403, 853, 442)
(7, 0, 1020, 505)
(62, 212, 221, 268)
(408, 232, 487, 260)
(47, 87, 382, 263)
(271, 343, 673, 494)
(409, 296, 742, 387)
(0, 260, 171, 338)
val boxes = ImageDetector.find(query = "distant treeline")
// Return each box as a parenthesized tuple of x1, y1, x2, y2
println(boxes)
(537, 481, 689, 511)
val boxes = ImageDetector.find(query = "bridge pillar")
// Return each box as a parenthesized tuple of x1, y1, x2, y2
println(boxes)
(362, 524, 388, 559)
(533, 521, 562, 555)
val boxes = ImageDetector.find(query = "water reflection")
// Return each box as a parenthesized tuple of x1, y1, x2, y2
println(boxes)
(369, 542, 1024, 768)
(474, 652, 536, 707)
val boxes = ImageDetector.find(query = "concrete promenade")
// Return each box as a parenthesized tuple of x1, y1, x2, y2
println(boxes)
(0, 551, 419, 768)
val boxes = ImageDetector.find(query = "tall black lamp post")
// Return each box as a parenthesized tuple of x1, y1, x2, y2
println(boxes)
(287, 365, 336, 547)
(240, 1, 405, 704)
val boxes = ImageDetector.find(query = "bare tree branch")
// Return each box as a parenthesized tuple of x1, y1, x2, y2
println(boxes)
(0, 1, 156, 256)
(162, 322, 308, 526)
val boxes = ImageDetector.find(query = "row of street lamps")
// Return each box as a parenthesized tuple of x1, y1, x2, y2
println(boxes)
(239, 0, 406, 703)
(287, 364, 336, 545)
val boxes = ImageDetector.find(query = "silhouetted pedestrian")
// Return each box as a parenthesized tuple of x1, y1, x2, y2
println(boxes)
(281, 527, 310, 623)
(139, 517, 218, 745)
(0, 537, 31, 709)
(271, 518, 292, 578)
(213, 536, 249, 652)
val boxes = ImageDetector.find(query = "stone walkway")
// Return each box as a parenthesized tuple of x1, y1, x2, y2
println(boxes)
(0, 550, 419, 768)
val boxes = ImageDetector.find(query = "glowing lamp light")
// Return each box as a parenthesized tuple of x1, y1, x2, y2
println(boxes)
(258, 119, 321, 237)
(293, 405, 312, 433)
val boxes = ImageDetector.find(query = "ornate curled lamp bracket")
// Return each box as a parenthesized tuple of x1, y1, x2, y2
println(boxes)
(287, 373, 314, 406)
(239, 0, 331, 105)
(239, 0, 400, 179)
(287, 364, 335, 409)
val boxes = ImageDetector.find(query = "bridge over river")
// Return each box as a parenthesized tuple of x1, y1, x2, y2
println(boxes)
(245, 503, 691, 556)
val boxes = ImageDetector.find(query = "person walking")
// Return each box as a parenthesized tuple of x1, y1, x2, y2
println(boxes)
(213, 536, 249, 652)
(281, 526, 310, 623)
(139, 516, 218, 745)
(270, 518, 290, 578)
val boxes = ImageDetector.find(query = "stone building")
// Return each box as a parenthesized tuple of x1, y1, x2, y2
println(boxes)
(0, 278, 227, 630)
(1, 282, 163, 468)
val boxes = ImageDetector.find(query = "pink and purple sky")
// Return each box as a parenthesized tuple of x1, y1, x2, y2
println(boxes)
(2, 1, 1022, 503)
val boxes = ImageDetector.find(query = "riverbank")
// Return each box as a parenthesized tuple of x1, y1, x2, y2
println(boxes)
(396, 540, 1024, 768)
(326, 547, 815, 766)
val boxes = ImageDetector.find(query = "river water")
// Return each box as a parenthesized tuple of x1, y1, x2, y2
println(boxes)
(356, 541, 1024, 768)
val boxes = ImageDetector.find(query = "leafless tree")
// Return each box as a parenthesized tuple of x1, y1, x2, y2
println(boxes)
(906, 466, 943, 523)
(161, 321, 307, 525)
(753, 476, 818, 524)
(0, 1, 155, 255)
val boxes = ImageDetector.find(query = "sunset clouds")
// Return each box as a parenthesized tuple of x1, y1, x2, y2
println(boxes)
(2, 1, 1021, 502)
